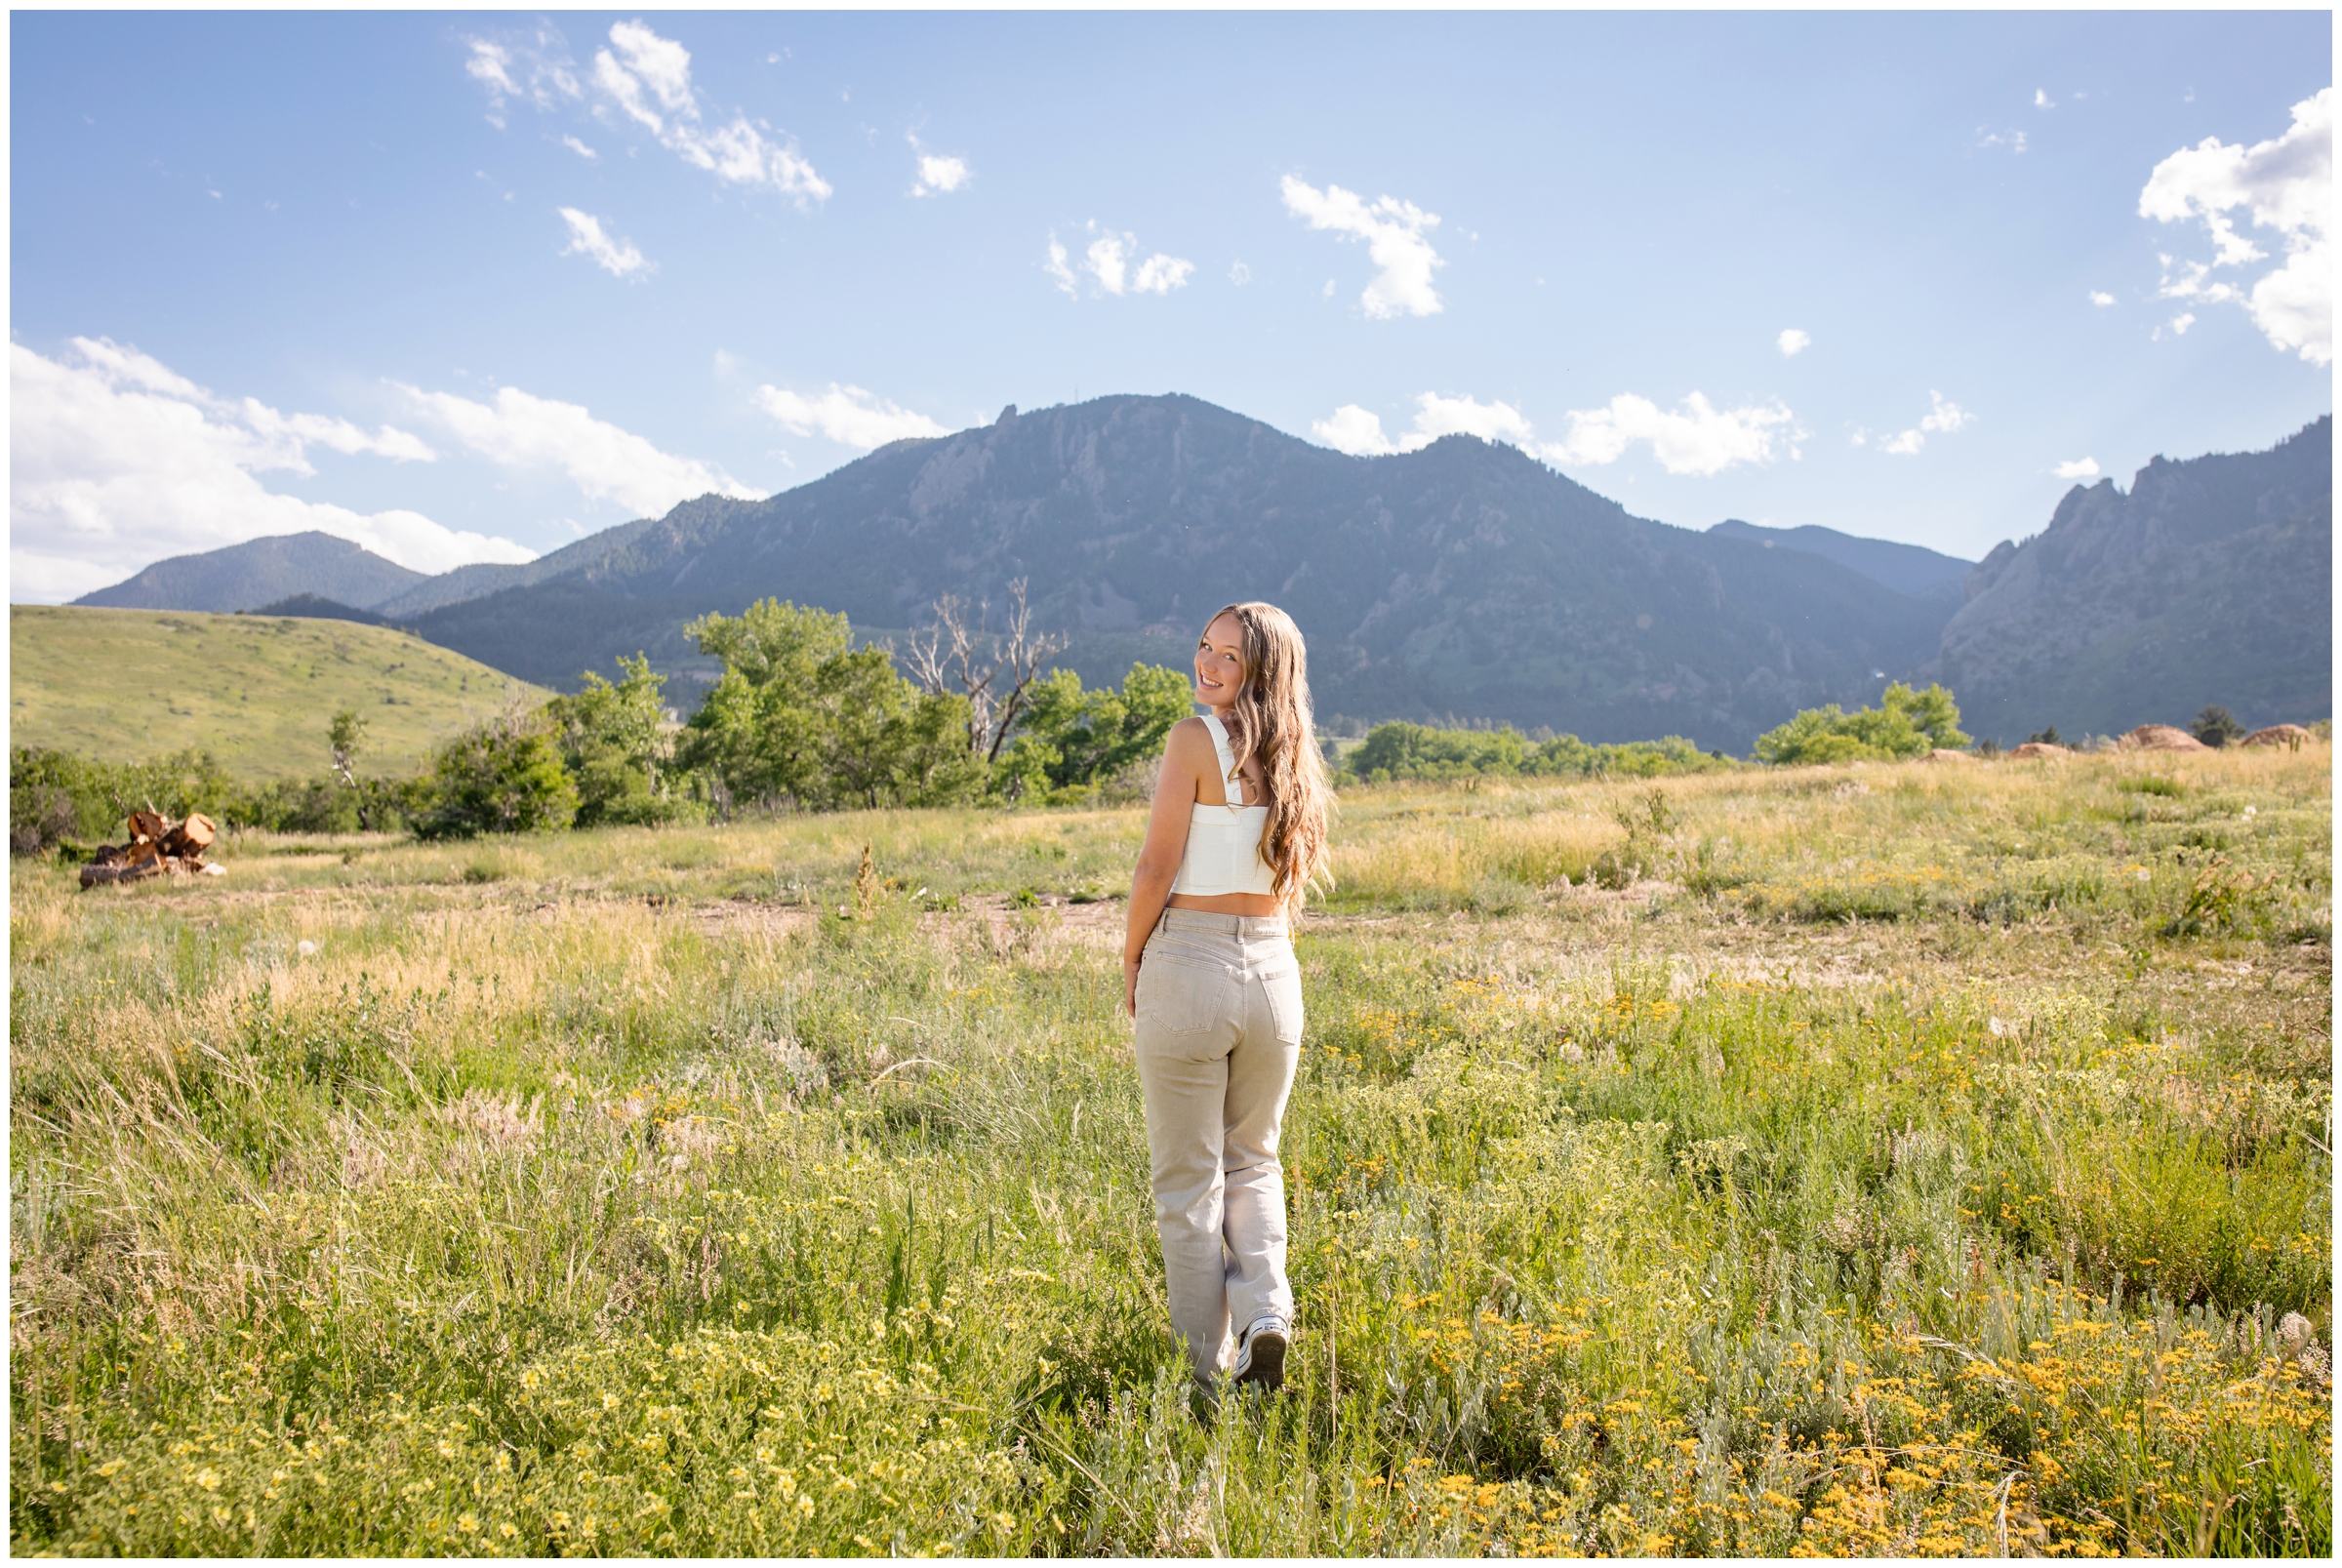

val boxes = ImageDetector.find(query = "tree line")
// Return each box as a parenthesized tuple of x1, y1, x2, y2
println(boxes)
(8, 589, 1192, 849)
(37, 623, 2277, 852)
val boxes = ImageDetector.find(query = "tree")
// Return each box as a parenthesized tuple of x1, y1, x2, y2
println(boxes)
(678, 599, 987, 813)
(1754, 683, 1970, 765)
(685, 598, 853, 691)
(327, 709, 369, 788)
(901, 580, 1069, 761)
(1348, 722, 1528, 782)
(2191, 704, 2243, 748)
(327, 708, 375, 827)
(545, 655, 696, 827)
(414, 711, 579, 838)
(815, 648, 987, 810)
(997, 663, 1191, 800)
(678, 601, 857, 808)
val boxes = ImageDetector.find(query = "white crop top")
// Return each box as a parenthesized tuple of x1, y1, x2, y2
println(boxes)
(1170, 715, 1277, 898)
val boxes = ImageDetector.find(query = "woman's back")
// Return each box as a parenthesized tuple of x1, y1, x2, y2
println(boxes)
(1172, 715, 1275, 899)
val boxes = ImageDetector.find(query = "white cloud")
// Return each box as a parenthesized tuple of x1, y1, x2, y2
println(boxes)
(397, 382, 756, 515)
(754, 383, 951, 450)
(561, 134, 598, 160)
(1976, 127, 2029, 153)
(1311, 393, 1534, 458)
(461, 29, 582, 121)
(1878, 390, 1974, 456)
(1777, 328, 1811, 357)
(1413, 392, 1536, 447)
(239, 402, 438, 463)
(1313, 389, 1796, 476)
(10, 338, 522, 601)
(2140, 88, 2331, 365)
(1279, 176, 1445, 319)
(1042, 222, 1192, 299)
(1229, 261, 1251, 286)
(465, 20, 829, 207)
(1132, 254, 1194, 295)
(557, 208, 651, 277)
(604, 20, 694, 118)
(465, 39, 520, 101)
(2089, 290, 2116, 306)
(1545, 392, 1800, 475)
(2170, 311, 2197, 335)
(1043, 236, 1078, 295)
(1312, 405, 1396, 456)
(1086, 231, 1131, 295)
(1919, 391, 1974, 433)
(909, 141, 970, 196)
(2053, 457, 2100, 479)
(2036, 89, 2055, 109)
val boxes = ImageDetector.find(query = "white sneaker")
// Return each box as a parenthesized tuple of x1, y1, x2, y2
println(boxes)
(1232, 1315, 1288, 1390)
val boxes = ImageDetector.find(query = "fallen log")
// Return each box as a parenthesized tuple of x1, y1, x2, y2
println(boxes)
(76, 810, 224, 890)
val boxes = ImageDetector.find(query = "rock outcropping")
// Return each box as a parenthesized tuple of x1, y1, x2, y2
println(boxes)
(1928, 418, 2330, 742)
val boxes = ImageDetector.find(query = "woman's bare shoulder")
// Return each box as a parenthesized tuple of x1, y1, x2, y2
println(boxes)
(1160, 715, 1214, 771)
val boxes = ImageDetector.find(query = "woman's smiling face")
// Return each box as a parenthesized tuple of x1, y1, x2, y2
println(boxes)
(1193, 613, 1246, 709)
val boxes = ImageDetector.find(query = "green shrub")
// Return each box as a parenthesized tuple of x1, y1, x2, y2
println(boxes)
(8, 745, 236, 854)
(1526, 732, 1729, 780)
(414, 714, 580, 839)
(1753, 682, 1968, 765)
(996, 664, 1196, 804)
(1347, 722, 1527, 782)
(1343, 723, 1728, 784)
(2192, 704, 2244, 748)
(546, 655, 706, 828)
(679, 600, 987, 813)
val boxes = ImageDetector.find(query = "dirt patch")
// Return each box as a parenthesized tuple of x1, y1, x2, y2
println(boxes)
(682, 898, 817, 941)
(2007, 742, 2073, 760)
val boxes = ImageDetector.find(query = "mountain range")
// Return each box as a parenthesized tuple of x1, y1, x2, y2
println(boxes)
(60, 396, 2330, 749)
(74, 530, 428, 615)
(1705, 518, 1972, 603)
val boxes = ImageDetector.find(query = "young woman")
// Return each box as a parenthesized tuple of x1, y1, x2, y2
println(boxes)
(1122, 601, 1333, 1395)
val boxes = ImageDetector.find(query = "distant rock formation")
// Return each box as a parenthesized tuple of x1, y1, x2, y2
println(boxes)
(2119, 724, 2211, 752)
(1927, 418, 2331, 744)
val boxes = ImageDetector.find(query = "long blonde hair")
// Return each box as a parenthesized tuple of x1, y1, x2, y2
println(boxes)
(1208, 601, 1333, 905)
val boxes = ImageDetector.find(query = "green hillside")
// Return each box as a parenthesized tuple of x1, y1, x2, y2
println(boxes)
(9, 605, 547, 782)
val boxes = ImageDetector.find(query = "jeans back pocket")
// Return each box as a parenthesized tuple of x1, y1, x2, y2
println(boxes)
(1257, 962, 1305, 1045)
(1137, 950, 1234, 1036)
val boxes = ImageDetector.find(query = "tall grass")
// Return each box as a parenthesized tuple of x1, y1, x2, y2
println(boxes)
(12, 746, 2330, 1555)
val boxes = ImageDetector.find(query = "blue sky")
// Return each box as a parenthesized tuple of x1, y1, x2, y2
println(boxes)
(10, 8, 2332, 602)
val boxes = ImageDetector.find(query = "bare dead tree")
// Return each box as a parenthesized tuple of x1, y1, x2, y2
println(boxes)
(902, 579, 1069, 761)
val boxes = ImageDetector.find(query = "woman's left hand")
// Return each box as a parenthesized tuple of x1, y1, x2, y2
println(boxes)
(1123, 954, 1142, 1019)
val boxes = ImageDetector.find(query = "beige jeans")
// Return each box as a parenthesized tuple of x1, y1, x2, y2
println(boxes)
(1132, 909, 1303, 1380)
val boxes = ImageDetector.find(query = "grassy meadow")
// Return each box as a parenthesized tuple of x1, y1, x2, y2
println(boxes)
(10, 744, 2331, 1556)
(8, 606, 545, 781)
